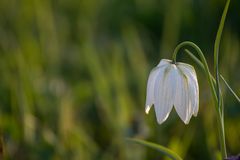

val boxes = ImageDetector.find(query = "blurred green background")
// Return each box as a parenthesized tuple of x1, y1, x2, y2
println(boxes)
(0, 0, 240, 159)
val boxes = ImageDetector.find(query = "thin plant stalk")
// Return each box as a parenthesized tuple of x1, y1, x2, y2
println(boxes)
(172, 41, 227, 158)
(213, 0, 230, 157)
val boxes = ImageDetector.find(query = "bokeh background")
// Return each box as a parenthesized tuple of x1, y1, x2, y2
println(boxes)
(0, 0, 240, 159)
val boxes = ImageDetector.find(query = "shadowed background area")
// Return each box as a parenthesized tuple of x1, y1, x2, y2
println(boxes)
(0, 0, 240, 159)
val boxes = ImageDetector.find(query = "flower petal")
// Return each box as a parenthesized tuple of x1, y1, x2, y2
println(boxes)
(145, 60, 170, 114)
(154, 64, 176, 124)
(145, 68, 159, 114)
(174, 67, 192, 124)
(157, 59, 172, 67)
(178, 63, 199, 117)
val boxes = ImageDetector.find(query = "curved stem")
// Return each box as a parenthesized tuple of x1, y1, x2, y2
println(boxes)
(172, 41, 217, 105)
(172, 41, 227, 158)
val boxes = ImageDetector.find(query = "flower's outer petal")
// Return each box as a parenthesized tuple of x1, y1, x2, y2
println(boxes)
(157, 59, 172, 67)
(174, 67, 191, 124)
(178, 63, 199, 117)
(145, 68, 159, 114)
(145, 60, 170, 114)
(154, 64, 176, 124)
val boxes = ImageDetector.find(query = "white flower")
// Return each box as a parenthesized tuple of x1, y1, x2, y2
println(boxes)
(145, 59, 199, 124)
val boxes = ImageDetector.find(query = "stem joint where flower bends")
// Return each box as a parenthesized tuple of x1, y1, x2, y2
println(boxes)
(172, 41, 218, 104)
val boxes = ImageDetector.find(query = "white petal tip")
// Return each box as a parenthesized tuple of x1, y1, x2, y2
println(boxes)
(183, 120, 190, 125)
(193, 112, 198, 117)
(193, 106, 199, 117)
(156, 117, 169, 125)
(157, 121, 164, 125)
(183, 115, 194, 124)
(182, 116, 191, 124)
(156, 118, 165, 125)
(145, 105, 151, 114)
(156, 114, 170, 125)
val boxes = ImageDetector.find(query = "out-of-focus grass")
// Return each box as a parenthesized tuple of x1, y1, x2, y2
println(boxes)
(0, 0, 240, 159)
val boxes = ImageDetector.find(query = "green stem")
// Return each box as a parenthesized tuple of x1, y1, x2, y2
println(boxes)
(172, 41, 227, 158)
(213, 0, 230, 157)
(214, 0, 231, 109)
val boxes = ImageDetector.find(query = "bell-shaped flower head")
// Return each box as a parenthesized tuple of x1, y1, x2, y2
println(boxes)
(145, 59, 199, 124)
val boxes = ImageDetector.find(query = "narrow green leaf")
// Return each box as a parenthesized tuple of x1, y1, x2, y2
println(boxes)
(126, 138, 183, 160)
(184, 49, 204, 70)
(214, 2, 230, 139)
(185, 49, 216, 84)
(220, 75, 240, 103)
(214, 0, 231, 70)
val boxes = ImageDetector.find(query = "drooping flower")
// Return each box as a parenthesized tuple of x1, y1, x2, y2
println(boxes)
(145, 59, 199, 124)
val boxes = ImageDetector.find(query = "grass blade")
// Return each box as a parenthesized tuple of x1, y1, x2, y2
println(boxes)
(220, 75, 240, 103)
(214, 1, 231, 132)
(214, 0, 231, 70)
(185, 49, 216, 84)
(126, 138, 183, 160)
